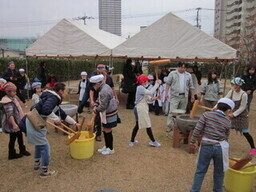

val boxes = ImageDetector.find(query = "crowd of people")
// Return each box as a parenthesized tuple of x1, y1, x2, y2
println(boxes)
(0, 59, 256, 188)
(122, 59, 256, 191)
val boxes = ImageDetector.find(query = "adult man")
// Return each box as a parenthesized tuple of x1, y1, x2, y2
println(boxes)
(165, 62, 195, 131)
(3, 61, 26, 105)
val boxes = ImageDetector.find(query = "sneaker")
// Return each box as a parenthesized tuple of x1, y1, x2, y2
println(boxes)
(129, 140, 138, 147)
(101, 148, 115, 155)
(95, 136, 102, 142)
(97, 146, 107, 153)
(39, 170, 57, 178)
(149, 141, 161, 147)
(34, 162, 40, 171)
(249, 148, 256, 155)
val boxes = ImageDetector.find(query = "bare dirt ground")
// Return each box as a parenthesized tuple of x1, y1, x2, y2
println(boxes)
(0, 80, 256, 192)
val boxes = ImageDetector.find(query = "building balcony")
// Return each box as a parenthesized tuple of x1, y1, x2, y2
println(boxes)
(227, 0, 242, 7)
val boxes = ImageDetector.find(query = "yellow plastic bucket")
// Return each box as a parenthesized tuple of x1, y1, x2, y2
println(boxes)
(69, 131, 95, 160)
(224, 159, 256, 192)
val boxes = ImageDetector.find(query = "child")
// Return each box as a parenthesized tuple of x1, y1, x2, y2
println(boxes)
(47, 73, 57, 88)
(90, 75, 118, 155)
(153, 80, 164, 115)
(129, 75, 162, 147)
(31, 82, 42, 104)
(20, 83, 81, 177)
(0, 82, 30, 159)
(146, 74, 155, 112)
(162, 76, 171, 116)
(77, 71, 90, 114)
(190, 98, 234, 192)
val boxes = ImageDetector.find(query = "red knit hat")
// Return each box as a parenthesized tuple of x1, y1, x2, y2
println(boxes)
(137, 75, 149, 85)
(3, 82, 17, 91)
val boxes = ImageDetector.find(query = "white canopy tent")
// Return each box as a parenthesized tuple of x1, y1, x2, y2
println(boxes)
(25, 18, 126, 58)
(112, 12, 237, 61)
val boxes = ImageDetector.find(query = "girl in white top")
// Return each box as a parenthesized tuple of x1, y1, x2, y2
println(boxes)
(129, 75, 162, 147)
(31, 82, 42, 104)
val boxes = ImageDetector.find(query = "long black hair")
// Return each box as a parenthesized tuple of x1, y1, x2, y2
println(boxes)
(207, 70, 218, 85)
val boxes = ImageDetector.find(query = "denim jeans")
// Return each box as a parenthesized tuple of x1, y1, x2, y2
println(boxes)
(34, 144, 50, 169)
(191, 145, 224, 192)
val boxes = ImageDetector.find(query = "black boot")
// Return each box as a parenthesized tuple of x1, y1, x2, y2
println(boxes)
(19, 145, 31, 156)
(8, 149, 23, 160)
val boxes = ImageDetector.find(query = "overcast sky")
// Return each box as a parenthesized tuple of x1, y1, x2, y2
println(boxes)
(0, 0, 215, 38)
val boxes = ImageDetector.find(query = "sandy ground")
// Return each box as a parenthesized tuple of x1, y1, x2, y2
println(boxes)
(0, 81, 256, 192)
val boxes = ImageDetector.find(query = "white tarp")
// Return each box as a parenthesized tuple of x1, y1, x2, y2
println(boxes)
(112, 12, 237, 60)
(26, 18, 126, 57)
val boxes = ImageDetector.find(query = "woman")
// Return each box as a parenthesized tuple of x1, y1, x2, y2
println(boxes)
(122, 59, 136, 109)
(225, 77, 256, 155)
(242, 66, 256, 111)
(200, 70, 223, 108)
(91, 74, 118, 155)
(129, 75, 161, 147)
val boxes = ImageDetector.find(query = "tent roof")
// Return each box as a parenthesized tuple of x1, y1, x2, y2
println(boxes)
(25, 18, 126, 57)
(112, 12, 237, 61)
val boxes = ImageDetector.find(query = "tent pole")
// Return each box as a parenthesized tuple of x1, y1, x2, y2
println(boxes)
(223, 60, 228, 94)
(219, 62, 225, 81)
(25, 57, 29, 100)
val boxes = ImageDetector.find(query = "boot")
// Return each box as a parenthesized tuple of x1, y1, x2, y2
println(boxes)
(19, 145, 31, 156)
(8, 149, 23, 160)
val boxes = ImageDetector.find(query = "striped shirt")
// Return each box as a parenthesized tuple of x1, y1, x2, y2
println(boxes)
(190, 110, 231, 143)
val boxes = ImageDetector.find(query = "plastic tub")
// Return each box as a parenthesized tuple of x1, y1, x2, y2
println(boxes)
(69, 131, 95, 160)
(224, 159, 256, 192)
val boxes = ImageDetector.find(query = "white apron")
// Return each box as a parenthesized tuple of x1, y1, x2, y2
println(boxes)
(137, 83, 159, 129)
(137, 98, 151, 129)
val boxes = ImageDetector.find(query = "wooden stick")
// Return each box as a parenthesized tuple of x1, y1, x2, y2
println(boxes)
(198, 105, 212, 111)
(88, 114, 96, 138)
(80, 116, 86, 130)
(47, 121, 81, 145)
(240, 163, 256, 170)
(47, 121, 71, 135)
(61, 123, 77, 133)
(149, 59, 170, 65)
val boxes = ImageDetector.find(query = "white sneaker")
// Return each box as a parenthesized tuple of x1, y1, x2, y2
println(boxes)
(129, 140, 138, 147)
(101, 148, 115, 155)
(97, 146, 106, 153)
(149, 141, 161, 147)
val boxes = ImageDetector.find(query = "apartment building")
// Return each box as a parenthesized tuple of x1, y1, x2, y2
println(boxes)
(214, 0, 256, 59)
(99, 0, 121, 36)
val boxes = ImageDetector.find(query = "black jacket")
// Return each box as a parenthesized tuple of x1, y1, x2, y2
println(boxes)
(242, 73, 256, 92)
(2, 69, 21, 86)
(122, 63, 136, 93)
(34, 90, 67, 119)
